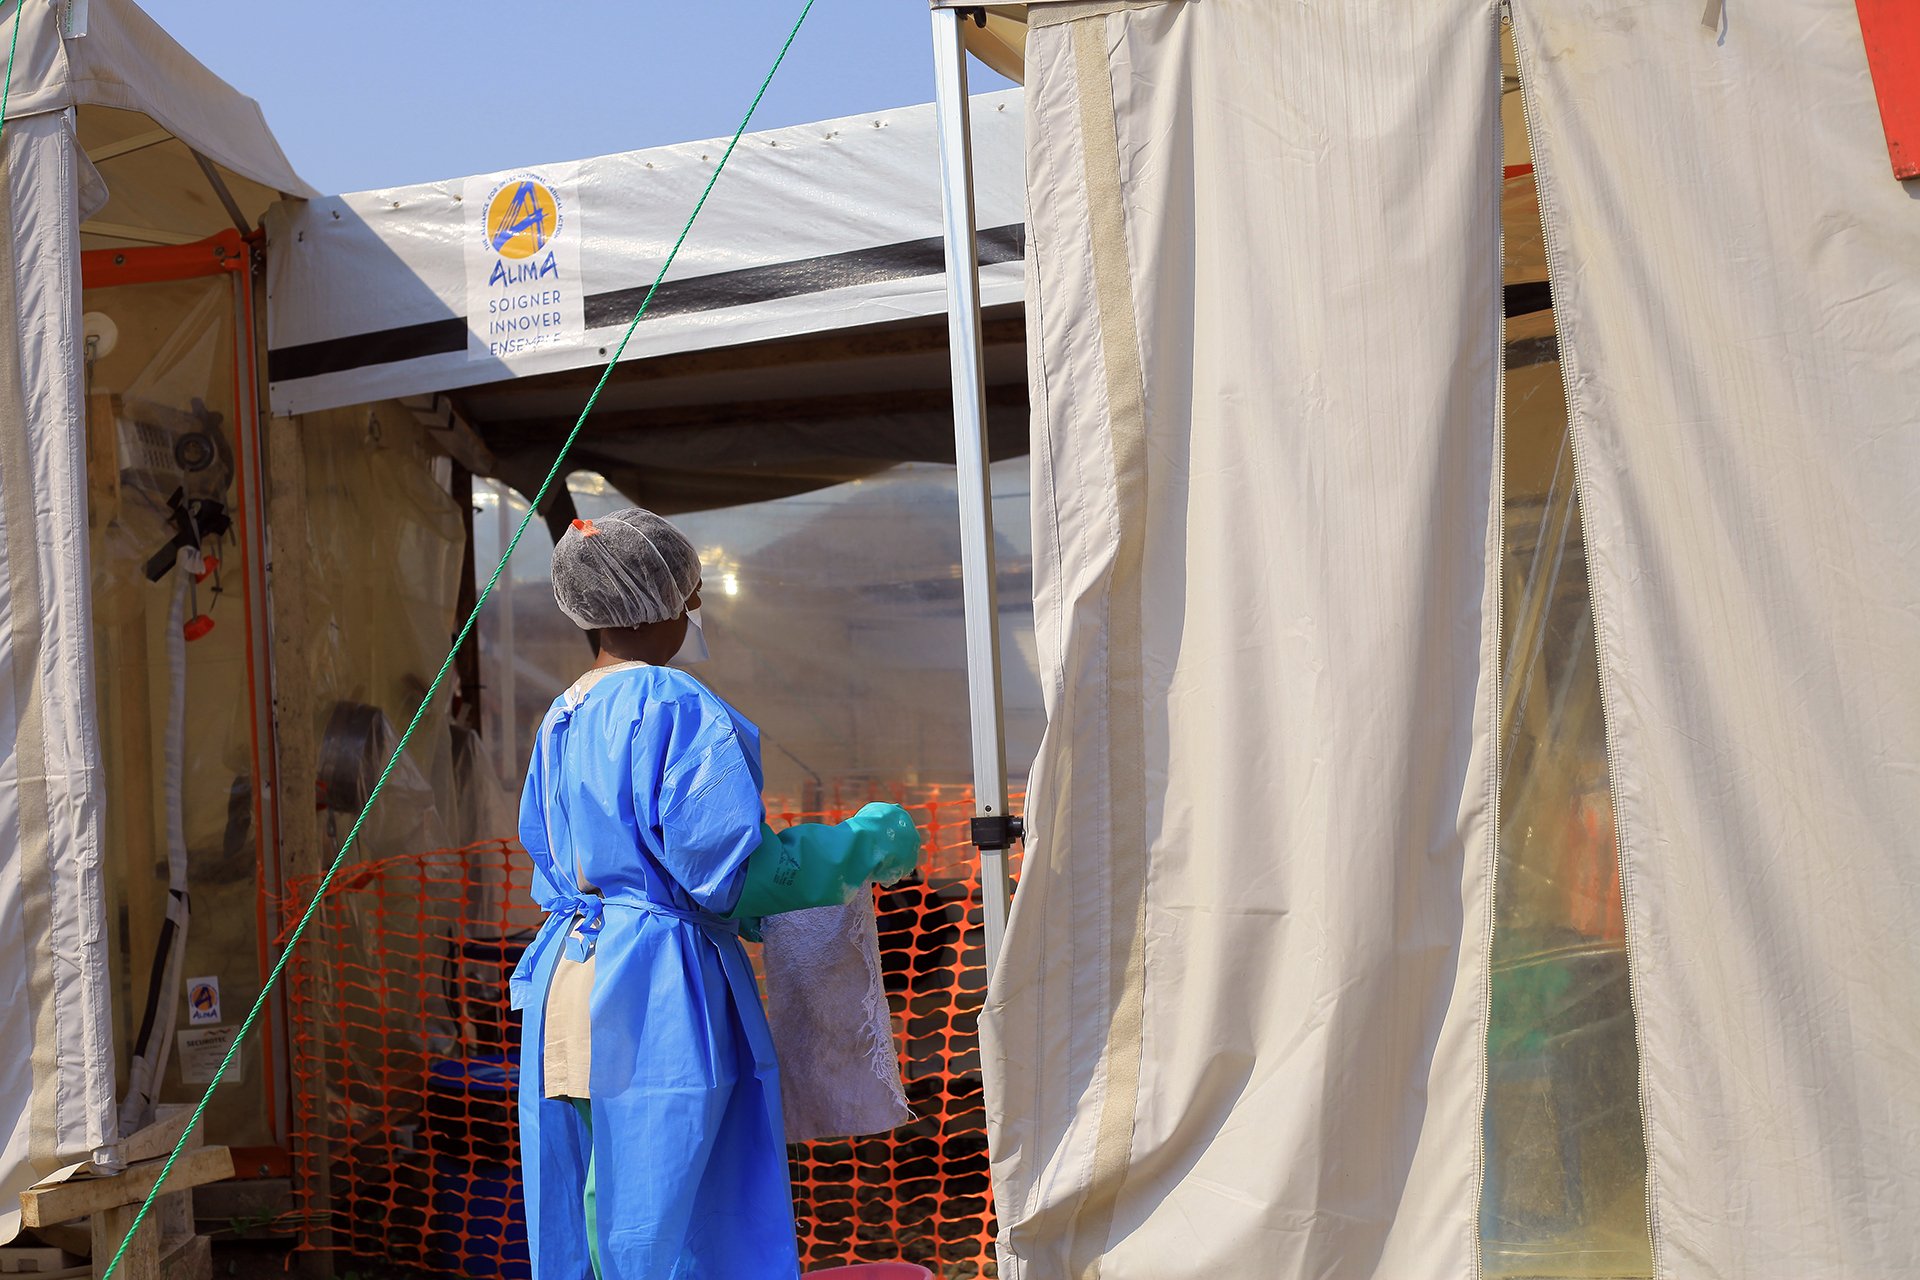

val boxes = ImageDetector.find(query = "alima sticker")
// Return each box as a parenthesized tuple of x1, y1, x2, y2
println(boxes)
(486, 179, 560, 260)
(187, 976, 221, 1026)
(464, 170, 585, 358)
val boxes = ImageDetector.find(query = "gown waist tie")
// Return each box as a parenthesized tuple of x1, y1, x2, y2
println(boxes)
(510, 890, 741, 1008)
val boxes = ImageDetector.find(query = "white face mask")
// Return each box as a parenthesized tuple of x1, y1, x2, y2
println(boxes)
(673, 607, 710, 665)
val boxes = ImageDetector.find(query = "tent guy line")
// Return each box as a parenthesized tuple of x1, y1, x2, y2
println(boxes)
(0, 3, 16, 133)
(77, 2, 820, 1275)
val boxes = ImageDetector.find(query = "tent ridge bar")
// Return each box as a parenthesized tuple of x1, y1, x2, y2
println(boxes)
(190, 147, 253, 234)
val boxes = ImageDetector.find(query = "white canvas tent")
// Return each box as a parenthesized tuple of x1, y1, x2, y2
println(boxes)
(0, 0, 314, 1241)
(923, 3, 1920, 1278)
(7, 2, 1913, 1277)
(264, 92, 1026, 428)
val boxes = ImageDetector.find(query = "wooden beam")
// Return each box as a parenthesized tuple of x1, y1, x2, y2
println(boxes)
(159, 1233, 212, 1280)
(21, 1147, 234, 1227)
(400, 393, 496, 474)
(115, 1109, 200, 1166)
(92, 1205, 157, 1280)
(31, 1222, 91, 1256)
(263, 414, 335, 1275)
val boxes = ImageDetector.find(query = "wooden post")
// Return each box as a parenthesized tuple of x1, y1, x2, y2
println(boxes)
(90, 1204, 157, 1280)
(452, 463, 482, 733)
(263, 413, 334, 1280)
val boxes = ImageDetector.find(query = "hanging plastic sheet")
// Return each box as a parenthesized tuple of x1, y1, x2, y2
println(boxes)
(1482, 173, 1651, 1280)
(272, 398, 475, 1164)
(473, 461, 1044, 807)
(82, 273, 272, 1148)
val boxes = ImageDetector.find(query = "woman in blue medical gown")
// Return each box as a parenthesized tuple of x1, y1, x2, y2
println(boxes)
(511, 508, 921, 1279)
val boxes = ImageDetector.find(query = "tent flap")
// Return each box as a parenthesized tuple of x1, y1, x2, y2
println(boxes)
(1510, 0, 1920, 1272)
(983, 3, 1502, 1274)
(0, 110, 115, 1243)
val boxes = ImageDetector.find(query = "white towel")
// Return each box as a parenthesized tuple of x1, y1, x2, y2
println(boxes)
(761, 893, 910, 1143)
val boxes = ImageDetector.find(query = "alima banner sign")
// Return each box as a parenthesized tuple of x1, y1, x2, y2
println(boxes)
(464, 170, 586, 359)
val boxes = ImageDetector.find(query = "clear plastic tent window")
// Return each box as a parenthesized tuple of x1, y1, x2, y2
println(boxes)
(84, 273, 275, 1148)
(472, 462, 1044, 802)
(1483, 167, 1652, 1279)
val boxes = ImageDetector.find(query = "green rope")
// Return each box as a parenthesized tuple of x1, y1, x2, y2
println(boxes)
(97, 3, 816, 1274)
(1, 2, 22, 130)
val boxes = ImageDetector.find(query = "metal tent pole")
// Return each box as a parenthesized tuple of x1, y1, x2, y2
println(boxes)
(931, 4, 1016, 975)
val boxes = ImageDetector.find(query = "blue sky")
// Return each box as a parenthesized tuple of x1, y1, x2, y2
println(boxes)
(140, 1, 1016, 195)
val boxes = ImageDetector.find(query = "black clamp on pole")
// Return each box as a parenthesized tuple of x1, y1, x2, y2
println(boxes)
(970, 813, 1025, 851)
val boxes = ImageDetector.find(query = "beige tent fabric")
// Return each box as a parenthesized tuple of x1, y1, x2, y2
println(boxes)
(982, 2, 1503, 1275)
(963, 7, 1031, 84)
(3, 0, 311, 202)
(1510, 0, 1920, 1275)
(0, 0, 313, 1239)
(0, 110, 116, 1243)
(0, 0, 312, 252)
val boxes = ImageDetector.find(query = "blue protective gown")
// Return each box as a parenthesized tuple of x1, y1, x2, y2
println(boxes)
(510, 664, 799, 1280)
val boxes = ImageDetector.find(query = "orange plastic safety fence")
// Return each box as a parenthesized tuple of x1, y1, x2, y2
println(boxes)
(279, 790, 1014, 1279)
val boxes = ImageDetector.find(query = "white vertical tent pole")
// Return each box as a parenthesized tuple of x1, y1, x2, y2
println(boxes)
(931, 4, 1015, 975)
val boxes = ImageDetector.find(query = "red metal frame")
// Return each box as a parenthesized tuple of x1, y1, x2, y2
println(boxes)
(79, 228, 250, 289)
(1856, 0, 1919, 180)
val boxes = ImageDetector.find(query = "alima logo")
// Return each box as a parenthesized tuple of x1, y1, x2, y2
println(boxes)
(485, 179, 560, 260)
(468, 169, 581, 356)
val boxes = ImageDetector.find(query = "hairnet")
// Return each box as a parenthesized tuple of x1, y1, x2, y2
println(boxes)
(550, 507, 702, 630)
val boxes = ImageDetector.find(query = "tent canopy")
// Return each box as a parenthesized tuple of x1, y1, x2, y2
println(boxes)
(6, 0, 313, 247)
(264, 92, 1029, 514)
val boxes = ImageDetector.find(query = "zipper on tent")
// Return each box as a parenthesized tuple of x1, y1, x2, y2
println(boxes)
(1504, 12, 1663, 1277)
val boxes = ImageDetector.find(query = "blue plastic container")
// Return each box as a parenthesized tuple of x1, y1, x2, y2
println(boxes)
(424, 1053, 518, 1163)
(427, 1156, 530, 1279)
(424, 1054, 529, 1278)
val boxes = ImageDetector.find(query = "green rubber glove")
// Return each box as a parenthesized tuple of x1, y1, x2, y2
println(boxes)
(729, 802, 922, 923)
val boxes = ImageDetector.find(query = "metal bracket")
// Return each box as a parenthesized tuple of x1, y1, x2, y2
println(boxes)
(970, 814, 1025, 851)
